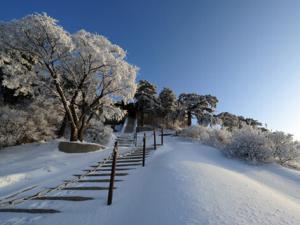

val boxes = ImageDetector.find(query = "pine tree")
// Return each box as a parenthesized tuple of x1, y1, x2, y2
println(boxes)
(135, 80, 159, 126)
(159, 87, 176, 119)
(178, 93, 218, 126)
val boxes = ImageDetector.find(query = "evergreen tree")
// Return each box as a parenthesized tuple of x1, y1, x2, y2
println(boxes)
(217, 112, 263, 130)
(135, 80, 159, 126)
(178, 93, 218, 126)
(159, 87, 176, 118)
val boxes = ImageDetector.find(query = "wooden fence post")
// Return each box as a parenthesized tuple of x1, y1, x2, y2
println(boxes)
(142, 133, 146, 167)
(161, 128, 164, 146)
(107, 141, 118, 205)
(153, 128, 156, 150)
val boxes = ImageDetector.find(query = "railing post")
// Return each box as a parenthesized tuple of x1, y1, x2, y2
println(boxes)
(107, 141, 118, 205)
(142, 133, 146, 167)
(153, 128, 156, 150)
(161, 128, 164, 146)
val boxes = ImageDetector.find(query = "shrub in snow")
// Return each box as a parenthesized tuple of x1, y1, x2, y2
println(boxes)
(178, 125, 210, 140)
(204, 128, 232, 149)
(0, 101, 63, 148)
(84, 119, 113, 146)
(177, 125, 231, 149)
(267, 131, 300, 164)
(224, 126, 273, 163)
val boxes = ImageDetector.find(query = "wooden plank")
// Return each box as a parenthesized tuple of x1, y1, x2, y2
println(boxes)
(0, 208, 60, 214)
(77, 179, 122, 183)
(108, 159, 142, 163)
(33, 196, 93, 201)
(129, 152, 150, 155)
(130, 155, 150, 157)
(62, 186, 115, 191)
(119, 156, 145, 159)
(123, 156, 147, 158)
(82, 168, 134, 172)
(102, 163, 141, 167)
(74, 173, 128, 177)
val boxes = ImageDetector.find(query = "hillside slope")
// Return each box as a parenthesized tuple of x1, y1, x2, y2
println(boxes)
(0, 137, 299, 225)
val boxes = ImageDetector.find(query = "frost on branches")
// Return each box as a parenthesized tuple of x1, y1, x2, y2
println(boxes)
(159, 87, 177, 118)
(178, 125, 232, 150)
(135, 80, 160, 126)
(224, 126, 273, 163)
(0, 100, 63, 148)
(178, 125, 300, 165)
(267, 131, 300, 164)
(178, 93, 218, 126)
(0, 13, 137, 142)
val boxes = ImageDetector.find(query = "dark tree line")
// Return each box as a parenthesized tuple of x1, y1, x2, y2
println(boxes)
(134, 79, 266, 131)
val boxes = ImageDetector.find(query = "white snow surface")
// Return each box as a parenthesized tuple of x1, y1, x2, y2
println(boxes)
(0, 136, 300, 225)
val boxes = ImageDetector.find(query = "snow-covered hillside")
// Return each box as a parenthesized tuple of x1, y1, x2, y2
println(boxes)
(0, 136, 299, 225)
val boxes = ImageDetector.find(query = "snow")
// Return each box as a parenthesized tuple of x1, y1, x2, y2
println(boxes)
(0, 140, 114, 200)
(0, 136, 299, 225)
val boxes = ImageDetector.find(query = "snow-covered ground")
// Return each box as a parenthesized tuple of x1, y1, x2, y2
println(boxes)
(0, 136, 299, 225)
(0, 139, 114, 200)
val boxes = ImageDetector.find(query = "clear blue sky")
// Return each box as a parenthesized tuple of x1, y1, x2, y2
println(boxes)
(2, 0, 300, 139)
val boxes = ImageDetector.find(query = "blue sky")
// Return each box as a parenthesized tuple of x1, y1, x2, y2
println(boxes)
(2, 0, 300, 139)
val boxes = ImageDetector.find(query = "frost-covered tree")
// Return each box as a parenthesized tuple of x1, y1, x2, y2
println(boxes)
(159, 87, 176, 118)
(0, 51, 37, 104)
(267, 131, 300, 164)
(178, 93, 218, 126)
(0, 14, 137, 141)
(0, 98, 63, 148)
(224, 126, 273, 163)
(135, 80, 159, 126)
(217, 112, 238, 130)
(217, 112, 264, 131)
(178, 125, 232, 149)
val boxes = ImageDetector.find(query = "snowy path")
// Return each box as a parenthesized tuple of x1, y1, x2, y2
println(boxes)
(1, 137, 300, 225)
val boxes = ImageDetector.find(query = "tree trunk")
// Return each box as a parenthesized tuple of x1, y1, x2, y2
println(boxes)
(57, 113, 67, 137)
(78, 126, 85, 142)
(70, 125, 78, 141)
(78, 117, 86, 142)
(78, 113, 93, 142)
(187, 111, 192, 126)
(140, 110, 144, 127)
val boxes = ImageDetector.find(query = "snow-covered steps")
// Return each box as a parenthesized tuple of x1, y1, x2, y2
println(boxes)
(0, 141, 156, 216)
(115, 131, 136, 147)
